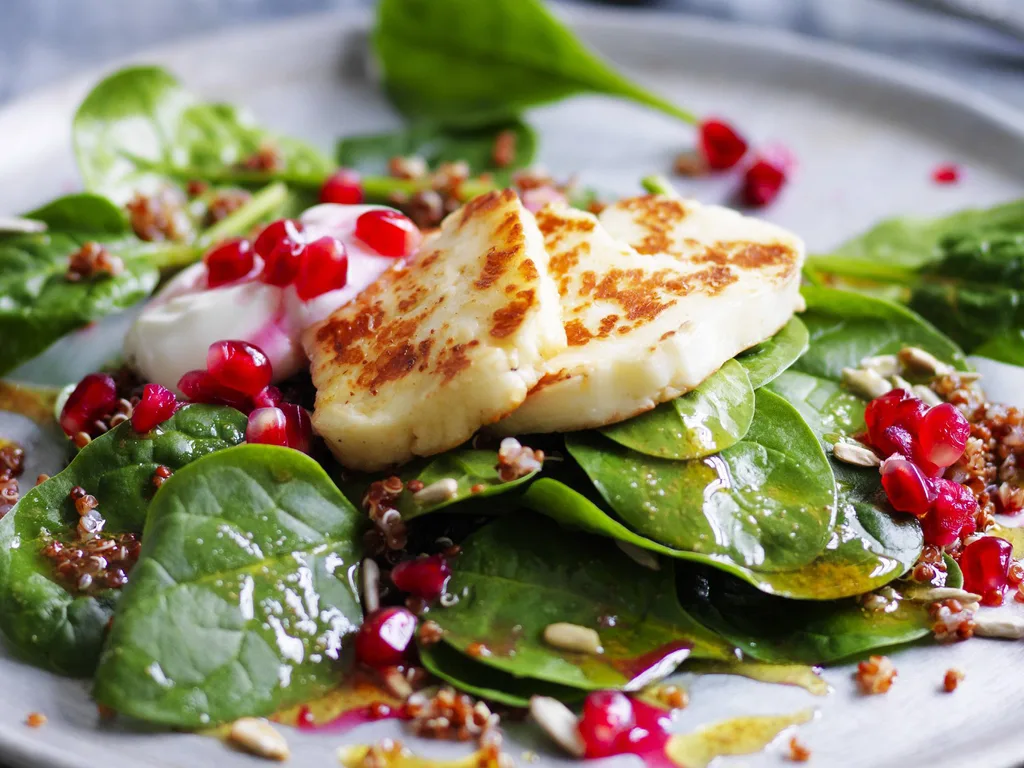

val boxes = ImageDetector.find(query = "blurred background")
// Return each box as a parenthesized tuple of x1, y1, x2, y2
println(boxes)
(0, 0, 1022, 108)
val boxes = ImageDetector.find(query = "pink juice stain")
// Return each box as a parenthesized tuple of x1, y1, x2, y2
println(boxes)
(295, 702, 405, 734)
(583, 697, 675, 768)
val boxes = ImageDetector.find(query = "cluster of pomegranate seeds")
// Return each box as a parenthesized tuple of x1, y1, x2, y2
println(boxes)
(691, 118, 791, 207)
(320, 169, 365, 205)
(355, 606, 418, 668)
(390, 555, 451, 601)
(131, 384, 177, 433)
(204, 238, 255, 288)
(866, 388, 977, 546)
(960, 536, 1014, 605)
(698, 119, 749, 171)
(255, 219, 307, 287)
(59, 373, 118, 438)
(355, 209, 422, 258)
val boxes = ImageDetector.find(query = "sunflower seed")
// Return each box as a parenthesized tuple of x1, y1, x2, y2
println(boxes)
(899, 347, 953, 377)
(229, 718, 290, 761)
(973, 613, 1024, 640)
(890, 375, 915, 391)
(860, 354, 900, 377)
(832, 442, 881, 467)
(906, 587, 981, 604)
(529, 696, 585, 757)
(912, 385, 943, 406)
(413, 478, 459, 505)
(842, 367, 892, 400)
(543, 623, 602, 654)
(361, 558, 380, 614)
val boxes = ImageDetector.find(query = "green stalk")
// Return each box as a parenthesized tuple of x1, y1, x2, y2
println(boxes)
(641, 175, 677, 196)
(146, 243, 203, 273)
(197, 182, 289, 249)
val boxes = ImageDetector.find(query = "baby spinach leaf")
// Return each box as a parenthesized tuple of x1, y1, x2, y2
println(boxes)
(373, 0, 696, 129)
(340, 448, 538, 521)
(736, 316, 809, 389)
(599, 360, 754, 461)
(568, 390, 836, 573)
(973, 329, 1024, 366)
(24, 193, 129, 234)
(677, 567, 932, 665)
(94, 444, 364, 728)
(419, 641, 583, 708)
(794, 286, 967, 382)
(430, 514, 735, 692)
(337, 120, 537, 177)
(0, 405, 246, 676)
(73, 66, 333, 204)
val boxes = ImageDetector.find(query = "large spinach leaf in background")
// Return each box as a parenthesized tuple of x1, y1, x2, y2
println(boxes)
(600, 360, 755, 461)
(73, 66, 333, 205)
(340, 447, 539, 521)
(94, 444, 364, 728)
(429, 514, 735, 693)
(0, 193, 201, 377)
(735, 316, 810, 389)
(373, 0, 697, 129)
(337, 120, 537, 177)
(0, 405, 246, 676)
(569, 390, 836, 573)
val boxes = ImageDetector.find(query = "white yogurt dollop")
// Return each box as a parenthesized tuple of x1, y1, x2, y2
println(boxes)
(124, 204, 397, 392)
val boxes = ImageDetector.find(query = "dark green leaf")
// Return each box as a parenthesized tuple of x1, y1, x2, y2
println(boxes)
(24, 193, 129, 235)
(372, 0, 696, 128)
(419, 641, 583, 708)
(907, 281, 1024, 354)
(73, 66, 333, 204)
(430, 514, 735, 692)
(340, 448, 538, 521)
(599, 360, 754, 461)
(736, 316, 809, 389)
(94, 444, 364, 727)
(337, 120, 537, 177)
(0, 405, 246, 676)
(568, 390, 836, 573)
(973, 329, 1024, 366)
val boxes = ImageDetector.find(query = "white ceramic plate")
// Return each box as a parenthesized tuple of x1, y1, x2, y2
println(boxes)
(2, 7, 1024, 768)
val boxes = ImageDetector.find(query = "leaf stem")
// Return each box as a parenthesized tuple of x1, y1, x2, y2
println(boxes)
(641, 175, 677, 196)
(197, 182, 289, 249)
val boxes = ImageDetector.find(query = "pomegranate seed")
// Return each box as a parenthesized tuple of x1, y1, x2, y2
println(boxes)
(60, 373, 117, 437)
(204, 238, 255, 288)
(865, 390, 930, 460)
(131, 384, 177, 433)
(294, 236, 349, 301)
(880, 455, 935, 516)
(207, 340, 272, 397)
(578, 691, 636, 759)
(932, 164, 961, 185)
(959, 536, 1013, 597)
(246, 407, 289, 447)
(740, 152, 790, 207)
(280, 403, 313, 454)
(254, 219, 306, 287)
(355, 209, 421, 258)
(252, 385, 283, 409)
(921, 479, 978, 547)
(177, 369, 251, 412)
(917, 403, 970, 468)
(320, 169, 364, 205)
(391, 555, 451, 600)
(698, 119, 748, 171)
(354, 607, 418, 668)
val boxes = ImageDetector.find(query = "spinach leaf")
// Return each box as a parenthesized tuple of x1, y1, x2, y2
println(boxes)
(0, 193, 202, 377)
(94, 444, 364, 728)
(0, 405, 246, 676)
(568, 390, 836, 573)
(794, 286, 967, 381)
(736, 316, 809, 389)
(337, 120, 537, 177)
(599, 360, 754, 461)
(73, 66, 333, 204)
(973, 330, 1024, 367)
(373, 0, 696, 128)
(341, 448, 539, 521)
(678, 567, 932, 665)
(430, 514, 735, 692)
(419, 642, 583, 708)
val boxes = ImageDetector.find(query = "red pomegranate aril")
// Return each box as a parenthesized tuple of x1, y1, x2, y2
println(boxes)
(932, 164, 961, 185)
(60, 373, 118, 437)
(131, 384, 177, 433)
(320, 169, 364, 205)
(207, 340, 273, 397)
(177, 369, 251, 412)
(355, 209, 421, 258)
(254, 219, 306, 287)
(253, 219, 305, 260)
(959, 536, 1013, 597)
(355, 607, 418, 668)
(880, 455, 935, 517)
(921, 479, 978, 547)
(246, 407, 289, 447)
(578, 691, 636, 759)
(740, 153, 789, 208)
(295, 236, 349, 301)
(391, 555, 451, 601)
(698, 118, 748, 171)
(280, 403, 313, 454)
(204, 238, 255, 288)
(252, 385, 283, 409)
(917, 403, 970, 468)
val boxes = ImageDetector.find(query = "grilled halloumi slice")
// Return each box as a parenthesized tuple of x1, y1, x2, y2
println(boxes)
(305, 189, 565, 471)
(494, 196, 804, 435)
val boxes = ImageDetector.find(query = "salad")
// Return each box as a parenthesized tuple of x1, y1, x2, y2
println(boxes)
(2, 0, 1024, 766)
